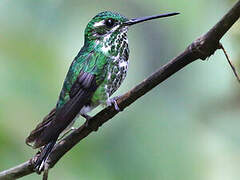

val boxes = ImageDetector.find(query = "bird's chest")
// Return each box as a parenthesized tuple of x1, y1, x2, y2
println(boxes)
(105, 59, 129, 96)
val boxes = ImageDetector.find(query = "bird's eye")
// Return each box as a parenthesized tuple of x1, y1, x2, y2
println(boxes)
(105, 18, 115, 28)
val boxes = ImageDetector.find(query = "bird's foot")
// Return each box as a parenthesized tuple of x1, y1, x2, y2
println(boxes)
(106, 96, 122, 111)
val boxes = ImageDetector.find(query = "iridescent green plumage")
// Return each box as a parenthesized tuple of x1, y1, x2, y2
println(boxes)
(57, 12, 129, 112)
(26, 11, 179, 171)
(57, 12, 129, 108)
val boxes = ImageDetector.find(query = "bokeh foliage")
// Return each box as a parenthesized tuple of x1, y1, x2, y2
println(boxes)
(0, 0, 240, 179)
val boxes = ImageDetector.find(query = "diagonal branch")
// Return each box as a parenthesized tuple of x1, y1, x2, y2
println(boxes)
(0, 0, 240, 179)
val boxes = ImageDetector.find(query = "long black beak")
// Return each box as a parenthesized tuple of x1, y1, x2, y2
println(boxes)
(124, 12, 179, 26)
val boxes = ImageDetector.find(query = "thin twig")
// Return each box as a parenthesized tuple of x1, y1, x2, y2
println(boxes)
(219, 43, 240, 83)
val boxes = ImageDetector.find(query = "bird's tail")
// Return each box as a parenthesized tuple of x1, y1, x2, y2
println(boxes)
(34, 139, 57, 172)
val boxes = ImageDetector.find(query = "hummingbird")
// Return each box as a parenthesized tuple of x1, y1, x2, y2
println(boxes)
(26, 11, 179, 171)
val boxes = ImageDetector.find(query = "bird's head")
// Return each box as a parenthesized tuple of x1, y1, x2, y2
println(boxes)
(84, 11, 179, 43)
(84, 11, 128, 43)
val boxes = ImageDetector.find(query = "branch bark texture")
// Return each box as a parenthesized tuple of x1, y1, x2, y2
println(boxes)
(0, 1, 240, 179)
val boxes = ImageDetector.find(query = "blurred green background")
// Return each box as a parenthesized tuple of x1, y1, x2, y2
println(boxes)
(0, 0, 240, 179)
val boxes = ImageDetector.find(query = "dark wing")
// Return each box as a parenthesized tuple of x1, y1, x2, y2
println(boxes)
(25, 108, 56, 147)
(26, 71, 98, 148)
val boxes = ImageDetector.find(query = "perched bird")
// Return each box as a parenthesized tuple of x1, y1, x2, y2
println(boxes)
(26, 11, 179, 171)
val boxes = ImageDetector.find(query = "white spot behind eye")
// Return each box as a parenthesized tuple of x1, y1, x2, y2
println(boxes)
(93, 20, 105, 27)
